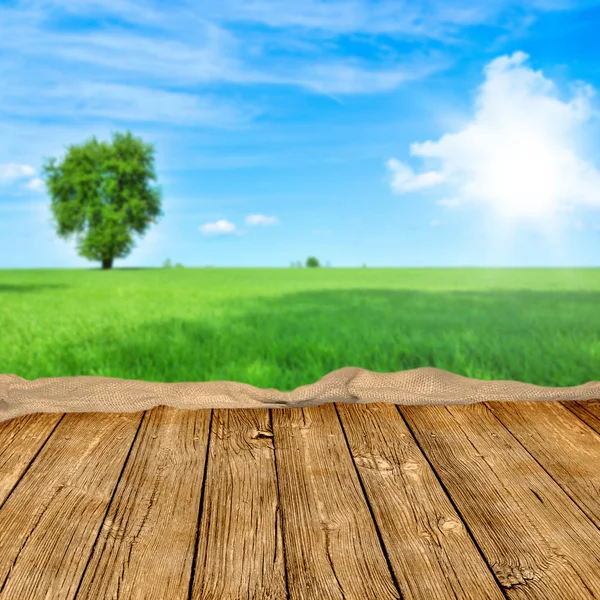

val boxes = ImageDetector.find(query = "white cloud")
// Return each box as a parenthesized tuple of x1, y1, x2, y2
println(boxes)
(0, 163, 36, 182)
(203, 0, 596, 38)
(3, 0, 560, 46)
(2, 0, 596, 118)
(1, 79, 259, 127)
(26, 177, 46, 192)
(288, 54, 449, 95)
(245, 214, 279, 225)
(199, 219, 237, 235)
(0, 3, 449, 102)
(387, 158, 446, 192)
(0, 163, 45, 192)
(388, 51, 600, 220)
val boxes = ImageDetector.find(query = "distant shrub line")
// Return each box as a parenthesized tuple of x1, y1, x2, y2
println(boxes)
(160, 257, 336, 268)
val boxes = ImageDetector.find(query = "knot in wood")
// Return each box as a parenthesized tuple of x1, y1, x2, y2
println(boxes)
(401, 460, 420, 473)
(354, 454, 394, 472)
(493, 563, 537, 588)
(251, 429, 273, 439)
(437, 516, 462, 533)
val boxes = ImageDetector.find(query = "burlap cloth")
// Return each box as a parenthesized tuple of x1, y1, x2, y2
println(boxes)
(1, 367, 599, 423)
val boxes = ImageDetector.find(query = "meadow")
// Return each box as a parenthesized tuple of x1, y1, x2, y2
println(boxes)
(0, 267, 598, 389)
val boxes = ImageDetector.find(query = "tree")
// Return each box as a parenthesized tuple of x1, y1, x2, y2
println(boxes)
(306, 256, 320, 268)
(42, 131, 163, 270)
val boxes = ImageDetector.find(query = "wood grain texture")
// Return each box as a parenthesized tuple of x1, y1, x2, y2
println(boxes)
(2, 401, 600, 600)
(401, 403, 600, 600)
(191, 409, 287, 600)
(272, 404, 400, 600)
(562, 400, 600, 435)
(0, 412, 63, 506)
(76, 406, 211, 600)
(336, 402, 505, 600)
(0, 411, 142, 600)
(486, 400, 600, 529)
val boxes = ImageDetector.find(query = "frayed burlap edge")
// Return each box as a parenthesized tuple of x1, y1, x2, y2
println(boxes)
(1, 366, 599, 423)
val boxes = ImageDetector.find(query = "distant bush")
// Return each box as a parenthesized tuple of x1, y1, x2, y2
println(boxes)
(306, 256, 320, 268)
(162, 259, 184, 268)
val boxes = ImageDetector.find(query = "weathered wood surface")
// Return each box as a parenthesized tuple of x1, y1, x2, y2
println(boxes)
(1, 399, 600, 600)
(76, 406, 211, 600)
(336, 402, 505, 600)
(0, 412, 63, 506)
(0, 411, 143, 600)
(563, 400, 600, 435)
(486, 400, 600, 529)
(272, 404, 401, 600)
(400, 402, 600, 600)
(191, 409, 287, 600)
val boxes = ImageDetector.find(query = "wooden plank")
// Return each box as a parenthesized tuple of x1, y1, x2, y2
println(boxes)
(486, 400, 600, 529)
(400, 403, 600, 599)
(562, 400, 600, 435)
(191, 409, 287, 600)
(0, 413, 63, 506)
(272, 404, 400, 600)
(76, 406, 211, 600)
(336, 402, 505, 600)
(0, 411, 142, 600)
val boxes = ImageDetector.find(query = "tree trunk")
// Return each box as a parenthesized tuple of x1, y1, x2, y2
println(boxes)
(101, 258, 113, 270)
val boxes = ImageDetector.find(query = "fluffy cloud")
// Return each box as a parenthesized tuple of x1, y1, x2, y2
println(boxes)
(387, 51, 600, 219)
(0, 163, 45, 192)
(387, 158, 446, 192)
(245, 214, 279, 225)
(198, 219, 237, 235)
(26, 177, 46, 192)
(0, 163, 36, 181)
(198, 214, 279, 236)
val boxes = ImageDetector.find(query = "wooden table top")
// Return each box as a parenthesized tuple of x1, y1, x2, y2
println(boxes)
(1, 399, 600, 599)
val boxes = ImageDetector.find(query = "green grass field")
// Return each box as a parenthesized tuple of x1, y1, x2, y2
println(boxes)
(1, 267, 598, 389)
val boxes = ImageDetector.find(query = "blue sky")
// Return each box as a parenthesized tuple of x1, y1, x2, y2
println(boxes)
(1, 0, 600, 268)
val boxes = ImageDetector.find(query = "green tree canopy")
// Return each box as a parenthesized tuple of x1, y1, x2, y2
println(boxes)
(42, 131, 163, 269)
